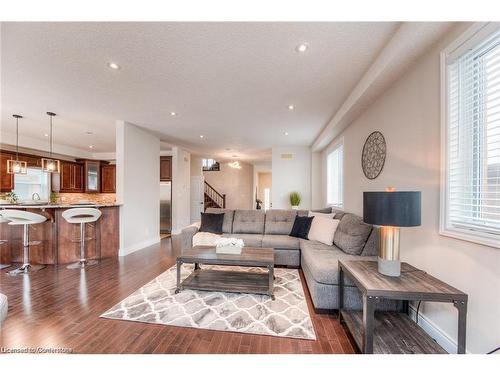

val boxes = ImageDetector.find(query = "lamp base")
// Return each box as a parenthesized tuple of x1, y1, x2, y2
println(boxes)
(378, 257, 401, 277)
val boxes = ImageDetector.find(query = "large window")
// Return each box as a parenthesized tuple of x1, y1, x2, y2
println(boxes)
(441, 24, 500, 248)
(327, 141, 343, 208)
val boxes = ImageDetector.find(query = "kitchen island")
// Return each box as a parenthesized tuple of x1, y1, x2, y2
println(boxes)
(0, 204, 120, 265)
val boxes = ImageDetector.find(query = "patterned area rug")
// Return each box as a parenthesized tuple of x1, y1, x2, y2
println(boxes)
(101, 264, 316, 340)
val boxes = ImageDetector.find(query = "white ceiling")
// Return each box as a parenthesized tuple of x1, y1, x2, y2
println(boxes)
(1, 22, 400, 160)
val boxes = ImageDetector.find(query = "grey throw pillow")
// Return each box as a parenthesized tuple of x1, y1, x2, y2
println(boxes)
(333, 213, 373, 255)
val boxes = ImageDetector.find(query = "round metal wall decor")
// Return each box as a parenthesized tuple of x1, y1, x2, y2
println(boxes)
(361, 131, 386, 180)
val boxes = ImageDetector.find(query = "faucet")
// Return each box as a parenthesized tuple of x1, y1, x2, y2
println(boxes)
(32, 193, 41, 201)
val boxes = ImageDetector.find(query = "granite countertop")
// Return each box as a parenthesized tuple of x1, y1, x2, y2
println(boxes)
(0, 203, 121, 209)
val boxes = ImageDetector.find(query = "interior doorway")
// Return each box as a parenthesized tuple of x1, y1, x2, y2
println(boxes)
(257, 172, 272, 210)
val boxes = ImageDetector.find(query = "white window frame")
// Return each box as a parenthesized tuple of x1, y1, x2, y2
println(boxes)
(440, 22, 500, 249)
(326, 139, 344, 209)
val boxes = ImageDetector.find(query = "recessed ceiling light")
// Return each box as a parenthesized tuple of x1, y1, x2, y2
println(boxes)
(225, 148, 231, 151)
(232, 155, 238, 158)
(284, 132, 289, 136)
(296, 43, 308, 53)
(288, 105, 294, 111)
(107, 62, 120, 70)
(170, 111, 177, 116)
(89, 145, 94, 149)
(199, 135, 204, 139)
(44, 133, 49, 137)
(85, 131, 93, 135)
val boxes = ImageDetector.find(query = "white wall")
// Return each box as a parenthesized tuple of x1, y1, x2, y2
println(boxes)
(272, 146, 311, 210)
(317, 24, 500, 354)
(311, 151, 323, 209)
(171, 147, 191, 234)
(116, 121, 160, 256)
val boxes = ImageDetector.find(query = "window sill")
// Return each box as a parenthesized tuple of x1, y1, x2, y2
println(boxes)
(439, 228, 500, 249)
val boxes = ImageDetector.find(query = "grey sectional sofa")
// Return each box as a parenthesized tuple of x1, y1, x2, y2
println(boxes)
(173, 207, 394, 311)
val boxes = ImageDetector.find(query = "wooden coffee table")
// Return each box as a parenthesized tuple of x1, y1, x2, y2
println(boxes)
(175, 246, 275, 299)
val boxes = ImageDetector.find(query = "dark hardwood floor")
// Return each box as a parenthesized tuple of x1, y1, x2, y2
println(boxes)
(0, 239, 355, 354)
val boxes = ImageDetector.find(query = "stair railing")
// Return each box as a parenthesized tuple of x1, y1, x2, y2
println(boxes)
(204, 181, 226, 208)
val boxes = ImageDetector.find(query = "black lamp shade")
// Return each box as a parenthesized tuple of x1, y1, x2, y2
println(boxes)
(363, 191, 421, 227)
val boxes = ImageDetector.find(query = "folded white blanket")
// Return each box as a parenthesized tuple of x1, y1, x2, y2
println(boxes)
(192, 231, 221, 247)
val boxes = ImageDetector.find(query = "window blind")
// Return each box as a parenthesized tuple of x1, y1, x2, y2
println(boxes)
(446, 28, 500, 238)
(327, 143, 343, 207)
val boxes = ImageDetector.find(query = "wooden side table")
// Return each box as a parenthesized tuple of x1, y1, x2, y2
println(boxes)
(338, 260, 468, 354)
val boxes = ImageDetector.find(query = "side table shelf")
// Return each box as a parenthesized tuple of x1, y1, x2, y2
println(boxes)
(340, 310, 446, 354)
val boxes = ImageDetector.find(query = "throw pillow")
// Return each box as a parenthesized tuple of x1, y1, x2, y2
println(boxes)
(308, 216, 340, 246)
(199, 212, 225, 234)
(308, 210, 336, 219)
(289, 216, 314, 239)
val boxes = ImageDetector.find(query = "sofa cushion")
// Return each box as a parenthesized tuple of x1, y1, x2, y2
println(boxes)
(264, 209, 297, 234)
(199, 212, 224, 234)
(232, 210, 265, 234)
(361, 227, 378, 256)
(308, 210, 335, 219)
(205, 208, 234, 233)
(308, 217, 340, 246)
(222, 233, 263, 247)
(262, 234, 300, 250)
(333, 213, 373, 255)
(300, 239, 371, 286)
(311, 207, 333, 214)
(331, 208, 346, 220)
(289, 215, 314, 239)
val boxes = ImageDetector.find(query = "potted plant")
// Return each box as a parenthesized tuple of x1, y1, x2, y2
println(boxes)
(289, 191, 301, 210)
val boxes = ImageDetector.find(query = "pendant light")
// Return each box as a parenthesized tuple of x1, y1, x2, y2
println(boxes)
(41, 112, 60, 173)
(6, 114, 27, 174)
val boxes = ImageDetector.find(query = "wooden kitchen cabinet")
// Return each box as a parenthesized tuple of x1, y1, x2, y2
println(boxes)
(83, 160, 100, 193)
(0, 151, 14, 192)
(101, 164, 116, 193)
(160, 156, 172, 181)
(53, 161, 84, 193)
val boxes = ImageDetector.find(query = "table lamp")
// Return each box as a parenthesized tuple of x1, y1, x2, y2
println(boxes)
(363, 190, 421, 277)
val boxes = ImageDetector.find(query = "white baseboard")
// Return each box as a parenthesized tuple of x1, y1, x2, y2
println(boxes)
(408, 304, 468, 354)
(119, 236, 161, 257)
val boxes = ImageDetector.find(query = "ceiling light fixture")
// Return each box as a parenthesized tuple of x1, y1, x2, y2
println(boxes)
(6, 114, 27, 174)
(296, 43, 309, 53)
(85, 131, 93, 135)
(288, 104, 294, 110)
(228, 161, 242, 169)
(170, 112, 177, 116)
(44, 133, 49, 137)
(199, 135, 204, 139)
(89, 145, 94, 149)
(284, 132, 289, 136)
(108, 62, 120, 70)
(41, 112, 60, 173)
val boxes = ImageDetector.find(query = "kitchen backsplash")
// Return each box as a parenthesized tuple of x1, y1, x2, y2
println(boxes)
(56, 193, 116, 205)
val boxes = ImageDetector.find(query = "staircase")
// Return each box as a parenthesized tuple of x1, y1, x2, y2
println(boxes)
(204, 181, 226, 209)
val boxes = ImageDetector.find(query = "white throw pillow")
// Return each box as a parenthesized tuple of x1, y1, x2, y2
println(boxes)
(308, 217, 340, 246)
(192, 232, 221, 247)
(308, 210, 336, 219)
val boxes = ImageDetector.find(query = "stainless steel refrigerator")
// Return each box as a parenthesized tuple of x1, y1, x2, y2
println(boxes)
(160, 181, 171, 234)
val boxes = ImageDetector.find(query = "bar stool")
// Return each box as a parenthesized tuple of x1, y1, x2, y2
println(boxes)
(1, 210, 47, 275)
(62, 208, 102, 269)
(0, 216, 12, 270)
